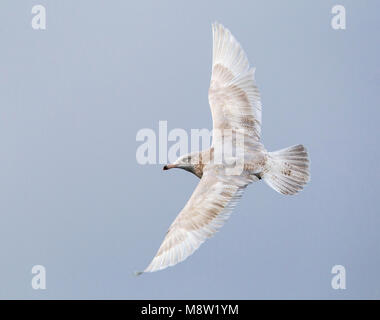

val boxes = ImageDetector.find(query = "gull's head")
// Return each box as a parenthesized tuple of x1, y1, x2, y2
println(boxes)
(163, 152, 203, 178)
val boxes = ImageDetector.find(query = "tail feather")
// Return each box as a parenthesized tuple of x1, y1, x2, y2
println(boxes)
(262, 144, 310, 195)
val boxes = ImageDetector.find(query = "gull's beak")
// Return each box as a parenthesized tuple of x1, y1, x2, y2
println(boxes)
(163, 164, 177, 170)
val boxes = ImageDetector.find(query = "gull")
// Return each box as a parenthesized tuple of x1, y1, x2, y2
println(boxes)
(137, 23, 310, 275)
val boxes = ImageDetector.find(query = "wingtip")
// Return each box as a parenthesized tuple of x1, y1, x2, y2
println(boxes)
(134, 270, 144, 277)
(212, 21, 225, 32)
(211, 22, 217, 34)
(212, 21, 223, 27)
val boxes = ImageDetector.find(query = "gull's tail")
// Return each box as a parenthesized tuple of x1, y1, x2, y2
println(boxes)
(262, 144, 310, 195)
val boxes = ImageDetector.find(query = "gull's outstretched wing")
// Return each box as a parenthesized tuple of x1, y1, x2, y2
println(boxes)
(209, 23, 262, 143)
(140, 171, 253, 274)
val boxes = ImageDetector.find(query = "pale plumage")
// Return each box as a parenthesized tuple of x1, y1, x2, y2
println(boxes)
(138, 23, 310, 275)
(209, 22, 262, 141)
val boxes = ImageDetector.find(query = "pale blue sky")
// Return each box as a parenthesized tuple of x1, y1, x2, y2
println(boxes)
(0, 0, 379, 299)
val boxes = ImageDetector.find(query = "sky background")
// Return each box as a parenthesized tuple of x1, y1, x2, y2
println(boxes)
(0, 0, 379, 299)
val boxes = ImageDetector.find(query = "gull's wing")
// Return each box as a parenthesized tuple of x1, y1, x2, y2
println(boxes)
(141, 171, 252, 273)
(209, 23, 262, 143)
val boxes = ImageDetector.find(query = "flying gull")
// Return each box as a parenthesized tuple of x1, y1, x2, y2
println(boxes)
(137, 23, 310, 275)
